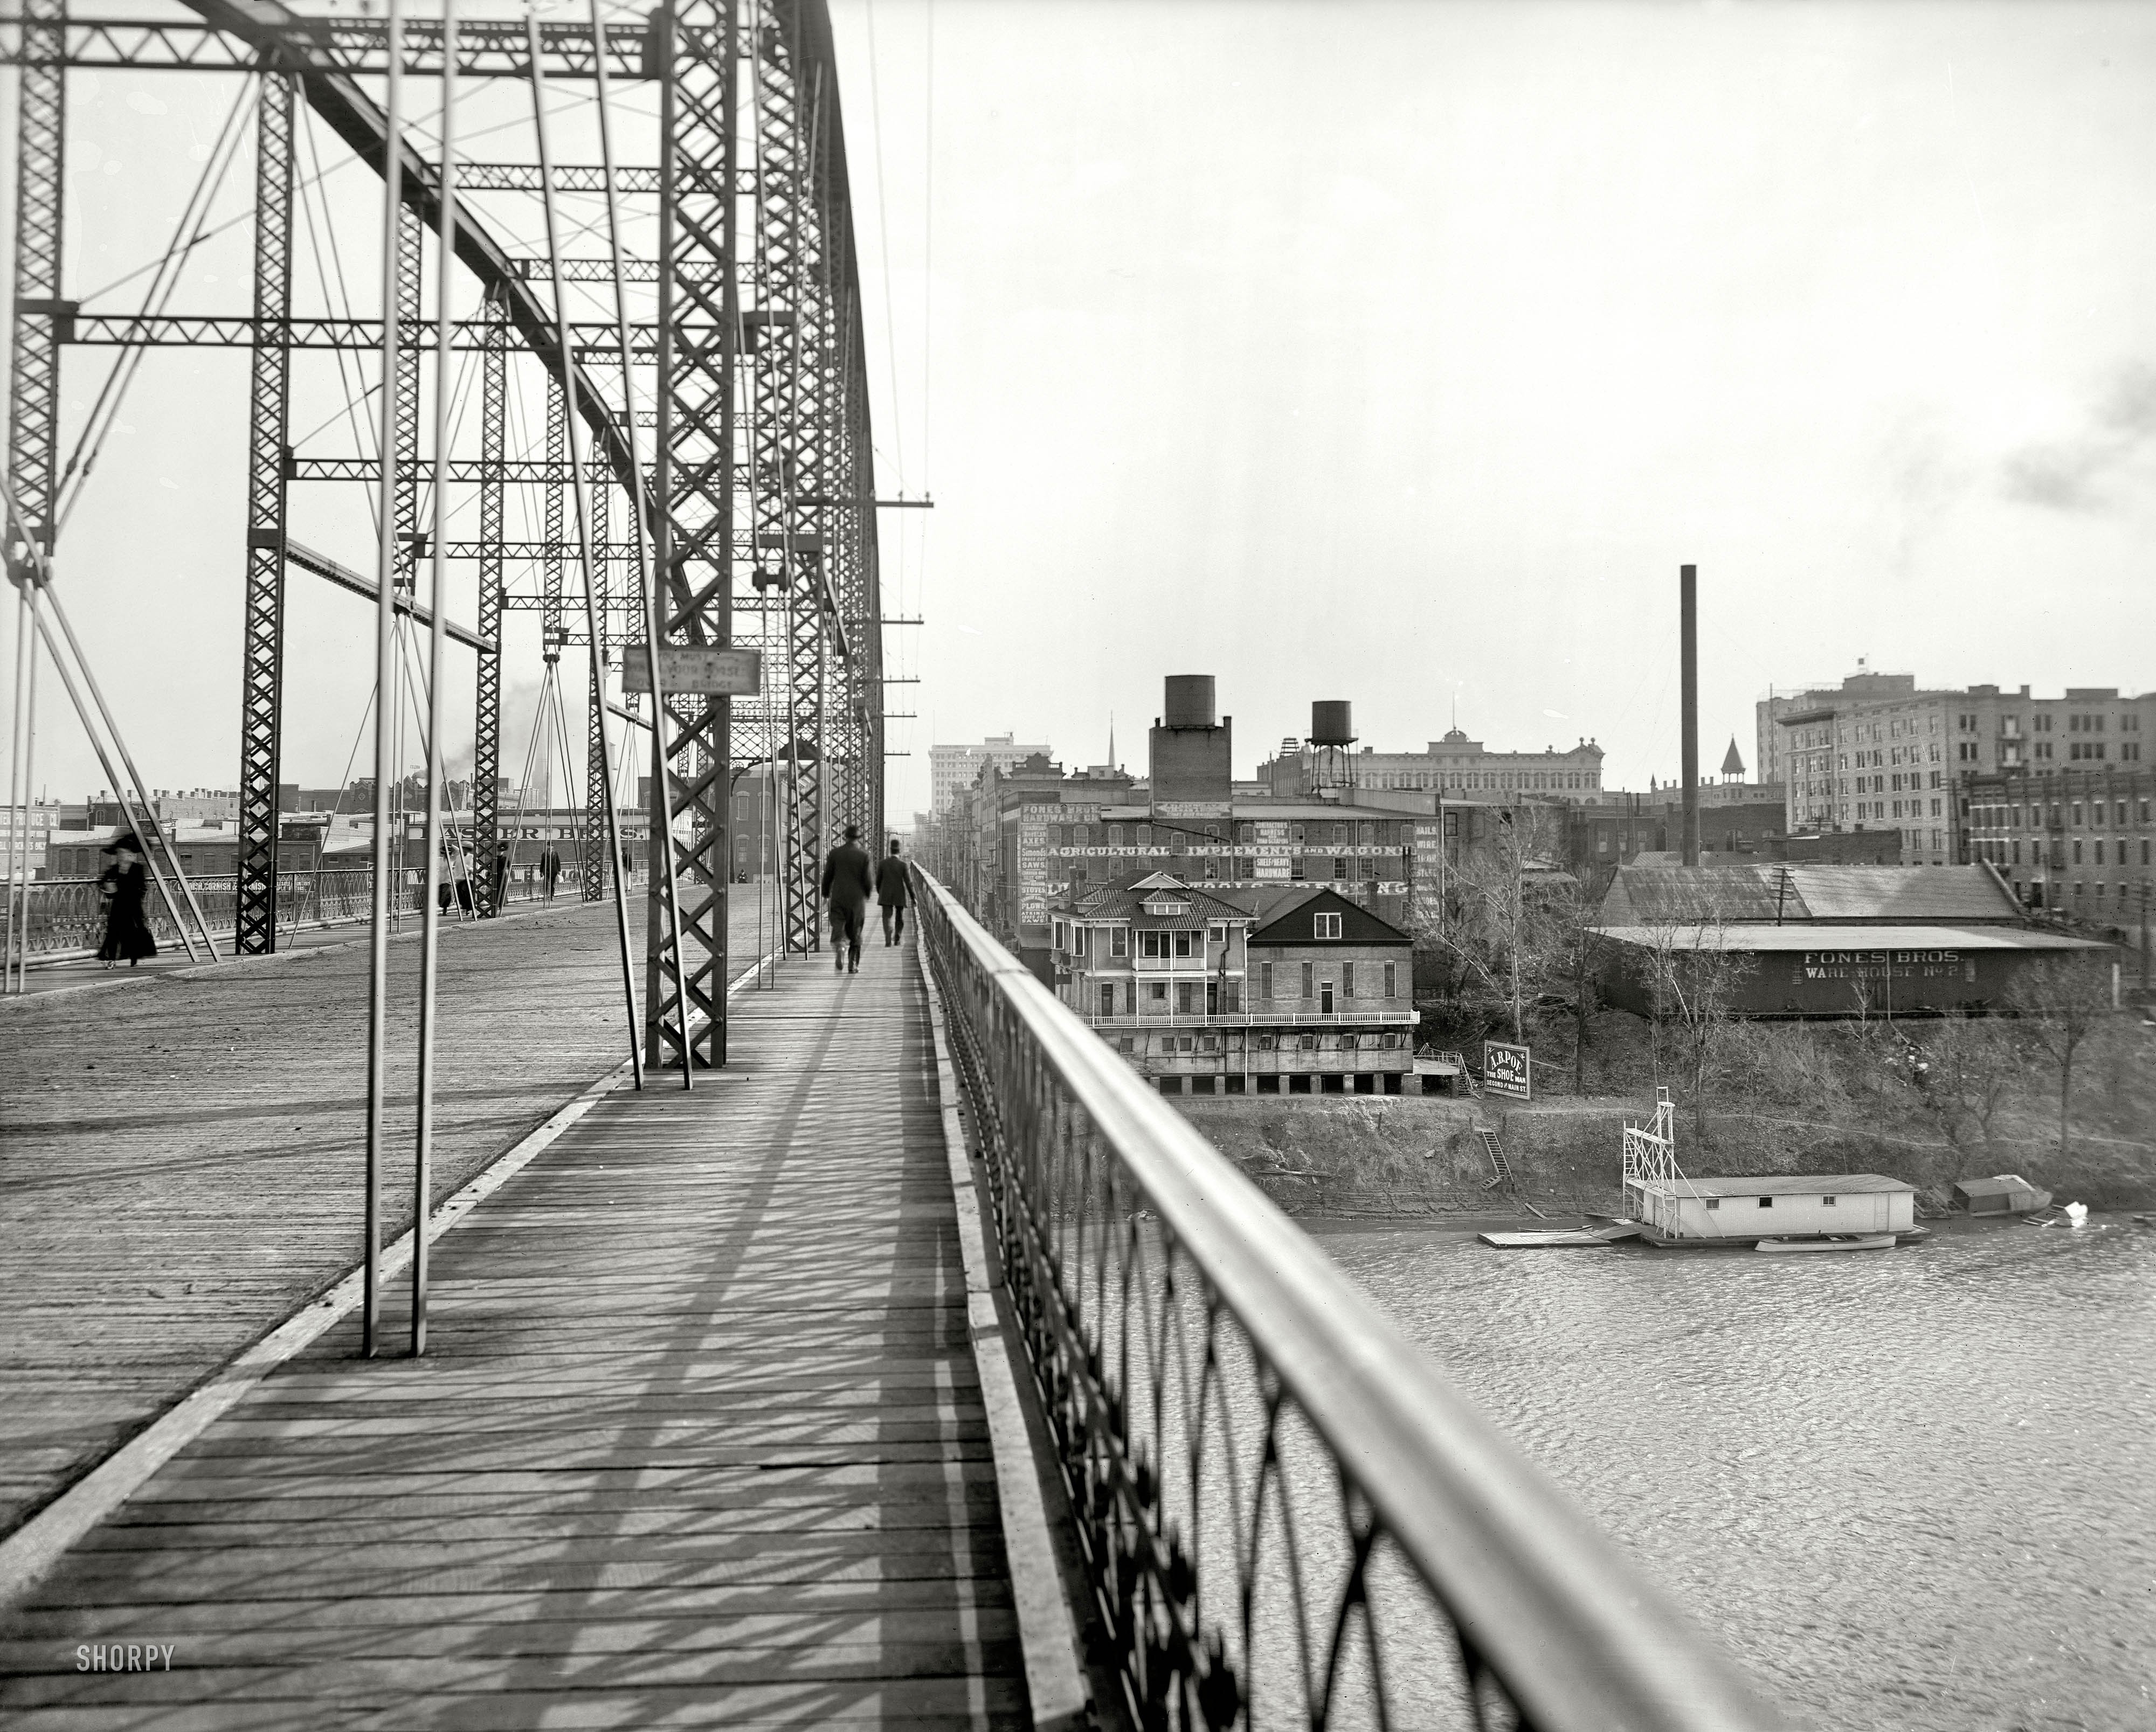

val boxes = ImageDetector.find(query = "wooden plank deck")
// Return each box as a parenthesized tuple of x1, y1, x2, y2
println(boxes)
(0, 939, 1028, 1728)
(0, 892, 779, 1535)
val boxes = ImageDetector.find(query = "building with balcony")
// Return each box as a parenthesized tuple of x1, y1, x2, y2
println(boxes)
(1049, 876, 1415, 1097)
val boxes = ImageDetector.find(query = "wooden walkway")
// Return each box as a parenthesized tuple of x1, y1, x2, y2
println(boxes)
(0, 939, 1029, 1728)
(0, 895, 774, 1534)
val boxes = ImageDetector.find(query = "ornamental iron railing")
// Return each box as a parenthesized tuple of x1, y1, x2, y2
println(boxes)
(913, 866, 1779, 1732)
(3, 868, 607, 961)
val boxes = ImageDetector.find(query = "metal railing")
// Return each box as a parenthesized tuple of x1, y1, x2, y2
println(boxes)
(3, 868, 617, 962)
(914, 867, 1777, 1731)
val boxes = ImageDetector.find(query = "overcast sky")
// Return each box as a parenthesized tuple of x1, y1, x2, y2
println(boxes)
(6, 1, 2156, 818)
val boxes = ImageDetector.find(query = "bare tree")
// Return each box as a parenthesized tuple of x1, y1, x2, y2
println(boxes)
(1538, 874, 1603, 1093)
(1418, 805, 1563, 1041)
(1634, 909, 1757, 1151)
(2005, 954, 2115, 1159)
(1912, 1013, 2023, 1175)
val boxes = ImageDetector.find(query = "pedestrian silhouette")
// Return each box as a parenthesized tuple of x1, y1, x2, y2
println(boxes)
(540, 845, 562, 902)
(875, 837, 909, 947)
(96, 835, 157, 968)
(820, 824, 873, 974)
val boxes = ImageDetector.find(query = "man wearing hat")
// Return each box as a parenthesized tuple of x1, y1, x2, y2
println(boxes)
(819, 824, 873, 974)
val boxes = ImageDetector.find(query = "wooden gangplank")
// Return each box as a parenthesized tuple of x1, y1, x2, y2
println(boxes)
(0, 945, 1026, 1727)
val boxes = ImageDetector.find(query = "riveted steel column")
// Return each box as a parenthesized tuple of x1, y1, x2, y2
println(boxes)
(236, 72, 296, 954)
(471, 289, 507, 913)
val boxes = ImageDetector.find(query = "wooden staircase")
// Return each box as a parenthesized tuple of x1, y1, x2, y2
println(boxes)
(1476, 1125, 1514, 1191)
(1437, 1050, 1479, 1096)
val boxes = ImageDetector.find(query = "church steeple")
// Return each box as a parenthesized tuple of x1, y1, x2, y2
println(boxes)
(1720, 737, 1746, 783)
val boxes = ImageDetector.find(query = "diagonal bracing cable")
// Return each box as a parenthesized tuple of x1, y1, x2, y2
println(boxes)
(56, 79, 259, 536)
(529, 2, 643, 1087)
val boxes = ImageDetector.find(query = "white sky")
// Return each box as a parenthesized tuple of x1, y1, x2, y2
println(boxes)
(6, 1, 2156, 815)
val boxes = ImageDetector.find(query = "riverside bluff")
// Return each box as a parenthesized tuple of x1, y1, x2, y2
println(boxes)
(1178, 1007, 2156, 1217)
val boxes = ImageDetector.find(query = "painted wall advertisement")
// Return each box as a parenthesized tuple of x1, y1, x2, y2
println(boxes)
(1016, 803, 1059, 926)
(1482, 1040, 1531, 1100)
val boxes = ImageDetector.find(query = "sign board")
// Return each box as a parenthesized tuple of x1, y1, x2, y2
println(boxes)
(620, 645, 761, 696)
(1482, 1040, 1531, 1100)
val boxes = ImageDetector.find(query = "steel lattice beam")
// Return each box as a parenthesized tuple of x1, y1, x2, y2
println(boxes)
(3, 16, 652, 78)
(582, 481, 609, 904)
(648, 0, 741, 1068)
(63, 314, 674, 356)
(234, 73, 295, 954)
(472, 292, 508, 916)
(4, 0, 64, 588)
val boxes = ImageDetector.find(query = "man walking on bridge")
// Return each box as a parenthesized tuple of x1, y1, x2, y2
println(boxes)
(820, 824, 873, 974)
(876, 839, 910, 947)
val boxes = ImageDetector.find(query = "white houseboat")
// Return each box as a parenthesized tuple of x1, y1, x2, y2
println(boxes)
(1620, 1093, 1919, 1250)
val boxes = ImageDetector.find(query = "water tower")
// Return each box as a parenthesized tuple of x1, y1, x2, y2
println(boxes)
(1309, 701, 1356, 796)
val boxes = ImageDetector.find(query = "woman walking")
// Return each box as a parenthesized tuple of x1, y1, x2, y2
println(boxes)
(96, 835, 158, 967)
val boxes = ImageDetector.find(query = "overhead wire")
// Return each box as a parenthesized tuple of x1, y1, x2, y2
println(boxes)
(54, 77, 259, 534)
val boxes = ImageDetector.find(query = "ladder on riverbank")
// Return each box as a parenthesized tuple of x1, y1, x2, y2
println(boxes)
(1476, 1125, 1513, 1190)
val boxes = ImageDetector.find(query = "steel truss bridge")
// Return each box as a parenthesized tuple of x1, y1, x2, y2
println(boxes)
(4, 0, 889, 1070)
(1, 6, 1782, 1727)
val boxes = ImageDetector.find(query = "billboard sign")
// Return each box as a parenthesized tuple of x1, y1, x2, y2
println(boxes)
(1482, 1040, 1531, 1100)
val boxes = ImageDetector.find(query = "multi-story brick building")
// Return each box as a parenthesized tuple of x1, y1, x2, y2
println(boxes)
(1960, 766, 2154, 943)
(929, 734, 1054, 815)
(1769, 671, 2156, 869)
(929, 678, 1428, 981)
(1049, 875, 1416, 1095)
(1261, 725, 1607, 801)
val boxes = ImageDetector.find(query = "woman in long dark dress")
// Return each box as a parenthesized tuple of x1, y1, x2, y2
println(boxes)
(97, 837, 158, 966)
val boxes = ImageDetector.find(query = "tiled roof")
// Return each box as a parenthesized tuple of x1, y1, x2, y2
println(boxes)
(1065, 872, 1252, 926)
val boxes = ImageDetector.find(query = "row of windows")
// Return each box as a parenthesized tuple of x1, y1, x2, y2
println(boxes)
(2020, 880, 2151, 907)
(1117, 1030, 1411, 1055)
(1062, 821, 1408, 850)
(1967, 798, 2152, 829)
(1975, 839, 2154, 868)
(1364, 770, 1598, 793)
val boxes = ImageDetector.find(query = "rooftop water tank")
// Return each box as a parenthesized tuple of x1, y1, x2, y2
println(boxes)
(1311, 701, 1355, 746)
(1163, 675, 1217, 729)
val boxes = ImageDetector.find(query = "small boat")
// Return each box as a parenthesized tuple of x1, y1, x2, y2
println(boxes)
(1754, 1233, 1895, 1253)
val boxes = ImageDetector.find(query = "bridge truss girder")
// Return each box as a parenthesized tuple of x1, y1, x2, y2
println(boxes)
(4, 0, 881, 1056)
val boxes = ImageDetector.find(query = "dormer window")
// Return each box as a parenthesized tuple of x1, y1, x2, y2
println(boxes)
(1314, 912, 1342, 940)
(1142, 896, 1190, 916)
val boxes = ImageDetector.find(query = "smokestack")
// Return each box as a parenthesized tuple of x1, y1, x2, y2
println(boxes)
(1680, 563, 1699, 868)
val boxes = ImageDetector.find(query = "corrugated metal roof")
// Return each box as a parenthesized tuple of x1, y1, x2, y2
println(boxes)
(1595, 924, 2109, 953)
(1787, 865, 2020, 922)
(1596, 863, 2024, 926)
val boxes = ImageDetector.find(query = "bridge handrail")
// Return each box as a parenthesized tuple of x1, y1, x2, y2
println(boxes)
(913, 866, 1777, 1731)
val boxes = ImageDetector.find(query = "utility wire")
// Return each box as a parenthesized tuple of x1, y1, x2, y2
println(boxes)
(55, 78, 258, 532)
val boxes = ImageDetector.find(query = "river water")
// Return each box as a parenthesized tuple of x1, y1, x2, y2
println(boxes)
(1310, 1216, 2156, 1731)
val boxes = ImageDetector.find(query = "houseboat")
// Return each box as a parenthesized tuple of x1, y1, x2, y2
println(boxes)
(1620, 1092, 1920, 1249)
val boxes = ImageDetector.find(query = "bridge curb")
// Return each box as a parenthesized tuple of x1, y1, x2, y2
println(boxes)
(914, 923, 1095, 1732)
